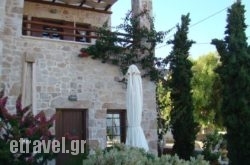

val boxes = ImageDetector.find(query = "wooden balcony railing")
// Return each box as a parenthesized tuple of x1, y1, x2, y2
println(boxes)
(22, 17, 99, 43)
(22, 16, 132, 44)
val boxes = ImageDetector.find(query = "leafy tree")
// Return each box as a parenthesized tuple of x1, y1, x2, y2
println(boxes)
(166, 13, 198, 160)
(156, 80, 171, 148)
(211, 1, 250, 164)
(191, 53, 222, 130)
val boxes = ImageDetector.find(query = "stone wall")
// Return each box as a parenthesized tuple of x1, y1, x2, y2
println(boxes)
(0, 0, 6, 31)
(0, 0, 24, 112)
(24, 36, 157, 150)
(0, 0, 158, 154)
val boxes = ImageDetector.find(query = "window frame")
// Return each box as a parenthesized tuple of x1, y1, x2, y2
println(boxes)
(106, 110, 126, 147)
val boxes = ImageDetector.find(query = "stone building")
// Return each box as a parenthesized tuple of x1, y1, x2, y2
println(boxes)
(0, 0, 157, 162)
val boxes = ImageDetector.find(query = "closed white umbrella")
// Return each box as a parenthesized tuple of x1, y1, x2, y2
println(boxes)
(125, 64, 149, 151)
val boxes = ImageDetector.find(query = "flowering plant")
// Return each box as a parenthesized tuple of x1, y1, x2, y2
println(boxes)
(0, 91, 56, 164)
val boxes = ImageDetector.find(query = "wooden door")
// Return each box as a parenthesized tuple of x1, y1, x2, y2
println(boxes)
(56, 109, 87, 165)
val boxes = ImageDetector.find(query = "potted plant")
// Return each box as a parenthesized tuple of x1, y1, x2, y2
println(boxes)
(78, 48, 89, 57)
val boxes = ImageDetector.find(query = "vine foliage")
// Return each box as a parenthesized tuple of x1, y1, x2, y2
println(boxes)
(83, 10, 168, 81)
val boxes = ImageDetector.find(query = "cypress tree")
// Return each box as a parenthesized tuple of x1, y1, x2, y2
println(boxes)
(211, 1, 250, 164)
(166, 14, 198, 160)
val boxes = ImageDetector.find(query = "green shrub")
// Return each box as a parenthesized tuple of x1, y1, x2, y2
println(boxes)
(82, 143, 209, 165)
(202, 131, 227, 164)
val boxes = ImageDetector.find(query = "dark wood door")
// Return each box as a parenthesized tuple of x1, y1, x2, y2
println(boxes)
(56, 109, 87, 165)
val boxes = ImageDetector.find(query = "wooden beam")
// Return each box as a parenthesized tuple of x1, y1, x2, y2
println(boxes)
(23, 20, 95, 32)
(105, 4, 112, 11)
(25, 0, 112, 14)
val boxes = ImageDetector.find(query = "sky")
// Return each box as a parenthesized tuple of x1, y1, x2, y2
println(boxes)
(111, 0, 250, 59)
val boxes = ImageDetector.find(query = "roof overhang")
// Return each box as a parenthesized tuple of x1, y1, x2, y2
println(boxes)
(25, 0, 118, 14)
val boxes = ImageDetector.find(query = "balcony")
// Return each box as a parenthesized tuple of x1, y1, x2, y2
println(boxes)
(22, 16, 98, 43)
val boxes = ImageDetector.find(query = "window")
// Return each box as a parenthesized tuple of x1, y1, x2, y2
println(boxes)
(106, 110, 126, 147)
(22, 16, 92, 43)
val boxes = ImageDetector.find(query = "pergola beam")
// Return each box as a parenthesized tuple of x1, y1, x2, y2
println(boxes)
(24, 0, 113, 14)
